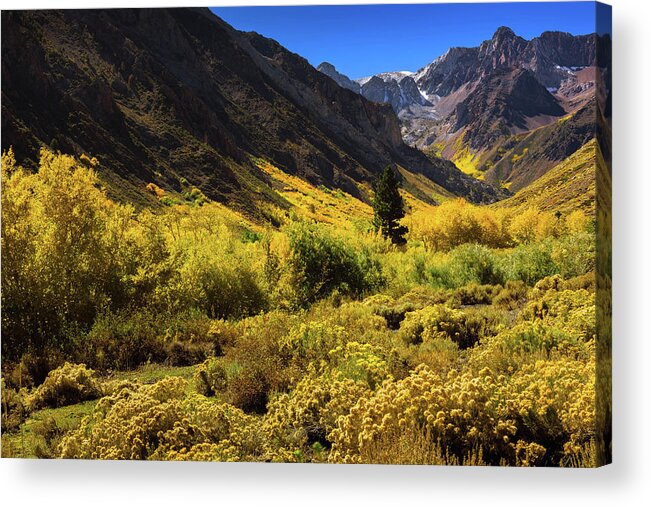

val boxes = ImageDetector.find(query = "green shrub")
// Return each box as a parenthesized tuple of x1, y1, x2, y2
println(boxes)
(170, 246, 269, 320)
(429, 244, 505, 288)
(287, 222, 382, 306)
(493, 280, 529, 309)
(451, 244, 505, 286)
(81, 309, 223, 370)
(82, 309, 167, 370)
(552, 232, 596, 279)
(280, 321, 350, 366)
(499, 241, 558, 286)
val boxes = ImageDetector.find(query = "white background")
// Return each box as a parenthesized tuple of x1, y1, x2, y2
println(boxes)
(1, 0, 649, 505)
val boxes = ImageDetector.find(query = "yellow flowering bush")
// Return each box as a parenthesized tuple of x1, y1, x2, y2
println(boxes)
(399, 304, 500, 350)
(523, 289, 595, 340)
(329, 364, 516, 464)
(312, 300, 390, 345)
(28, 363, 101, 410)
(328, 341, 397, 389)
(59, 377, 263, 461)
(193, 357, 229, 397)
(469, 322, 592, 374)
(262, 369, 371, 461)
(280, 321, 349, 365)
(329, 353, 596, 466)
(505, 358, 595, 463)
(400, 336, 460, 375)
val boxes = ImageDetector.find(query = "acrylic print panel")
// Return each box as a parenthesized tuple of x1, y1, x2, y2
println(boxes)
(0, 2, 611, 466)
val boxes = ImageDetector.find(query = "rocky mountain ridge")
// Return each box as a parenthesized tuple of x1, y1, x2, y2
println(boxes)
(1, 8, 503, 214)
(316, 25, 610, 191)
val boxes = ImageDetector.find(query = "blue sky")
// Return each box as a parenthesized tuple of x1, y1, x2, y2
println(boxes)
(211, 2, 599, 79)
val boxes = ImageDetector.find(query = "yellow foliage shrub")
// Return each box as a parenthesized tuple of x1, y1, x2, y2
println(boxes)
(329, 351, 595, 466)
(329, 365, 516, 464)
(508, 208, 564, 244)
(523, 289, 596, 340)
(506, 357, 596, 462)
(194, 357, 229, 397)
(400, 336, 460, 376)
(28, 363, 101, 410)
(328, 341, 396, 389)
(399, 304, 499, 350)
(2, 148, 141, 359)
(262, 369, 371, 461)
(145, 182, 166, 198)
(58, 377, 263, 461)
(565, 210, 590, 234)
(410, 199, 511, 251)
(469, 321, 592, 375)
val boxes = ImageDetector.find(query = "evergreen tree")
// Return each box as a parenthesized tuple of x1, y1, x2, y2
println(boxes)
(372, 165, 408, 245)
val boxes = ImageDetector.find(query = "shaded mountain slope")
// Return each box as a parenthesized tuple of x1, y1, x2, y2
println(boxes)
(448, 67, 565, 152)
(1, 8, 502, 213)
(491, 139, 602, 215)
(479, 98, 598, 190)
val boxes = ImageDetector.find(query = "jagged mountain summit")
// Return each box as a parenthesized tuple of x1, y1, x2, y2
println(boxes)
(1, 8, 503, 213)
(315, 62, 360, 93)
(359, 74, 432, 113)
(317, 63, 433, 116)
(316, 25, 610, 191)
(413, 26, 607, 108)
(318, 26, 608, 133)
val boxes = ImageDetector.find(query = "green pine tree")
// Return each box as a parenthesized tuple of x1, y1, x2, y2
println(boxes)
(372, 165, 408, 245)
